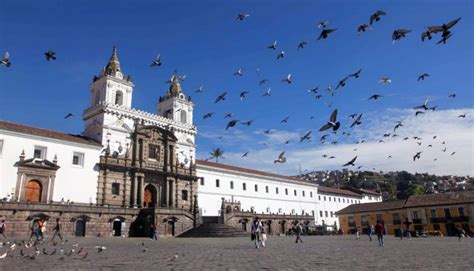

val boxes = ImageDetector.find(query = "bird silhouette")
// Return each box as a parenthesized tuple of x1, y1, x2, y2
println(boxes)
(215, 92, 227, 103)
(150, 54, 161, 67)
(319, 109, 340, 132)
(343, 156, 357, 166)
(45, 50, 57, 61)
(370, 10, 386, 25)
(1, 52, 11, 67)
(273, 151, 287, 164)
(317, 29, 337, 40)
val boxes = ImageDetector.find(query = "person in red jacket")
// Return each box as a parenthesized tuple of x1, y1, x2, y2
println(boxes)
(375, 221, 384, 247)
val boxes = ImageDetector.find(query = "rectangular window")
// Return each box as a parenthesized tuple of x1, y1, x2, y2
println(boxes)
(325, 211, 328, 217)
(265, 186, 269, 193)
(338, 198, 341, 202)
(376, 214, 383, 223)
(444, 208, 451, 219)
(343, 199, 345, 203)
(230, 181, 234, 189)
(34, 146, 47, 159)
(72, 152, 85, 166)
(276, 187, 279, 194)
(430, 209, 437, 218)
(333, 197, 336, 202)
(458, 207, 465, 217)
(294, 190, 297, 196)
(318, 195, 321, 200)
(324, 196, 326, 201)
(0, 139, 3, 157)
(111, 183, 120, 195)
(412, 210, 419, 219)
(320, 211, 323, 217)
(148, 144, 160, 160)
(302, 191, 305, 197)
(243, 183, 246, 191)
(182, 190, 188, 201)
(254, 184, 258, 192)
(329, 197, 331, 202)
(331, 211, 334, 218)
(200, 178, 205, 186)
(285, 188, 288, 195)
(215, 179, 220, 188)
(310, 192, 313, 198)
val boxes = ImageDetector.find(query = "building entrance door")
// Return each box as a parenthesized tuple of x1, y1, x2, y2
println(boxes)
(113, 220, 122, 236)
(75, 220, 86, 237)
(143, 185, 157, 207)
(24, 180, 42, 202)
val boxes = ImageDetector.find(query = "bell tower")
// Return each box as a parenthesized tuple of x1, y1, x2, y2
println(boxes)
(83, 47, 134, 148)
(157, 74, 194, 126)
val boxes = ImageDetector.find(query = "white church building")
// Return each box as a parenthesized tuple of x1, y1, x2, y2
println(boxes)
(0, 47, 381, 231)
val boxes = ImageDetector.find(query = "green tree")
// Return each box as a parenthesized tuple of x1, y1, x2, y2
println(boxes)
(406, 183, 425, 196)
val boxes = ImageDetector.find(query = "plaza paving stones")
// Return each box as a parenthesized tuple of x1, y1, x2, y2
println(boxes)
(0, 235, 473, 270)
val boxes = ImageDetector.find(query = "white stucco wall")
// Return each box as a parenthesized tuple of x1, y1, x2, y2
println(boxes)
(196, 165, 319, 221)
(0, 129, 101, 204)
(317, 193, 362, 228)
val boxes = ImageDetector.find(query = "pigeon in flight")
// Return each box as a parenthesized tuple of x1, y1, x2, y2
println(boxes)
(368, 94, 383, 100)
(277, 51, 285, 59)
(307, 86, 319, 94)
(451, 152, 456, 156)
(45, 50, 57, 61)
(236, 13, 250, 20)
(350, 114, 363, 128)
(379, 77, 392, 84)
(448, 93, 456, 98)
(267, 40, 278, 50)
(415, 111, 425, 116)
(413, 98, 430, 110)
(241, 120, 254, 126)
(233, 68, 243, 76)
(393, 121, 403, 132)
(282, 74, 292, 84)
(317, 29, 337, 40)
(335, 76, 349, 90)
(392, 29, 412, 43)
(1, 52, 11, 67)
(240, 91, 249, 101)
(413, 152, 422, 161)
(263, 129, 271, 134)
(215, 92, 227, 103)
(436, 33, 453, 45)
(317, 20, 329, 28)
(241, 152, 249, 158)
(370, 10, 386, 25)
(343, 156, 357, 167)
(262, 87, 272, 97)
(426, 17, 461, 38)
(348, 114, 357, 119)
(319, 109, 340, 132)
(195, 86, 203, 93)
(417, 73, 429, 81)
(300, 131, 312, 142)
(280, 116, 290, 123)
(297, 41, 307, 50)
(64, 113, 74, 119)
(224, 112, 234, 119)
(203, 112, 215, 119)
(349, 69, 362, 78)
(458, 113, 467, 118)
(225, 120, 239, 131)
(259, 79, 268, 85)
(357, 24, 371, 33)
(150, 54, 162, 67)
(273, 151, 287, 164)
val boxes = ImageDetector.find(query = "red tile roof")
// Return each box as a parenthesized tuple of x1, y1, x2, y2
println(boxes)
(404, 190, 474, 207)
(343, 187, 381, 196)
(317, 186, 363, 197)
(336, 200, 407, 215)
(0, 120, 102, 147)
(195, 160, 317, 186)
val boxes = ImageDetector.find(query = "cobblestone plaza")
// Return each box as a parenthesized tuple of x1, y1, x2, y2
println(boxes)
(0, 235, 472, 270)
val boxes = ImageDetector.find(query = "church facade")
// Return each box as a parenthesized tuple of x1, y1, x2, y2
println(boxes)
(0, 48, 381, 238)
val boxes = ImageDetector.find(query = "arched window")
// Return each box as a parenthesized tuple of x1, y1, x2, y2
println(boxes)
(180, 110, 187, 124)
(115, 91, 123, 106)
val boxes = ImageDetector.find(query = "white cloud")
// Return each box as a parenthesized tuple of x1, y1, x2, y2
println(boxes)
(200, 108, 474, 177)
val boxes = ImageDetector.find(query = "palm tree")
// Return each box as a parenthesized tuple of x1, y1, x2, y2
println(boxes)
(209, 148, 224, 163)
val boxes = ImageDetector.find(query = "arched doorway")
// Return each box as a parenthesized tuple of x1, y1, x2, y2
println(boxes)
(113, 220, 122, 237)
(24, 180, 42, 202)
(75, 220, 86, 237)
(143, 185, 157, 208)
(280, 221, 286, 235)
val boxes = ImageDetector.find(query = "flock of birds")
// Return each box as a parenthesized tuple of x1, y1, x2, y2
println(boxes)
(0, 9, 468, 172)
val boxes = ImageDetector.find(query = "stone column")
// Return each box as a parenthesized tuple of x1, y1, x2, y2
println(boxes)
(138, 176, 144, 208)
(132, 176, 138, 207)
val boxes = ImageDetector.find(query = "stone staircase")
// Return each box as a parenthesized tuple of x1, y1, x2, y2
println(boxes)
(178, 223, 249, 238)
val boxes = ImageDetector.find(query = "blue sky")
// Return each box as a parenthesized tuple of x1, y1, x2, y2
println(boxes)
(0, 0, 472, 175)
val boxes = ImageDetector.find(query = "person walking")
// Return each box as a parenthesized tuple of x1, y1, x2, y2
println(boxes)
(150, 224, 158, 240)
(30, 220, 40, 242)
(368, 224, 373, 242)
(457, 226, 465, 241)
(251, 217, 261, 249)
(400, 226, 404, 240)
(261, 222, 267, 248)
(356, 227, 361, 240)
(37, 219, 44, 240)
(375, 220, 384, 247)
(51, 218, 63, 242)
(295, 222, 303, 243)
(0, 220, 6, 239)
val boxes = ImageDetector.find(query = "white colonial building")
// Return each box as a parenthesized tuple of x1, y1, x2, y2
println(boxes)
(0, 47, 381, 232)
